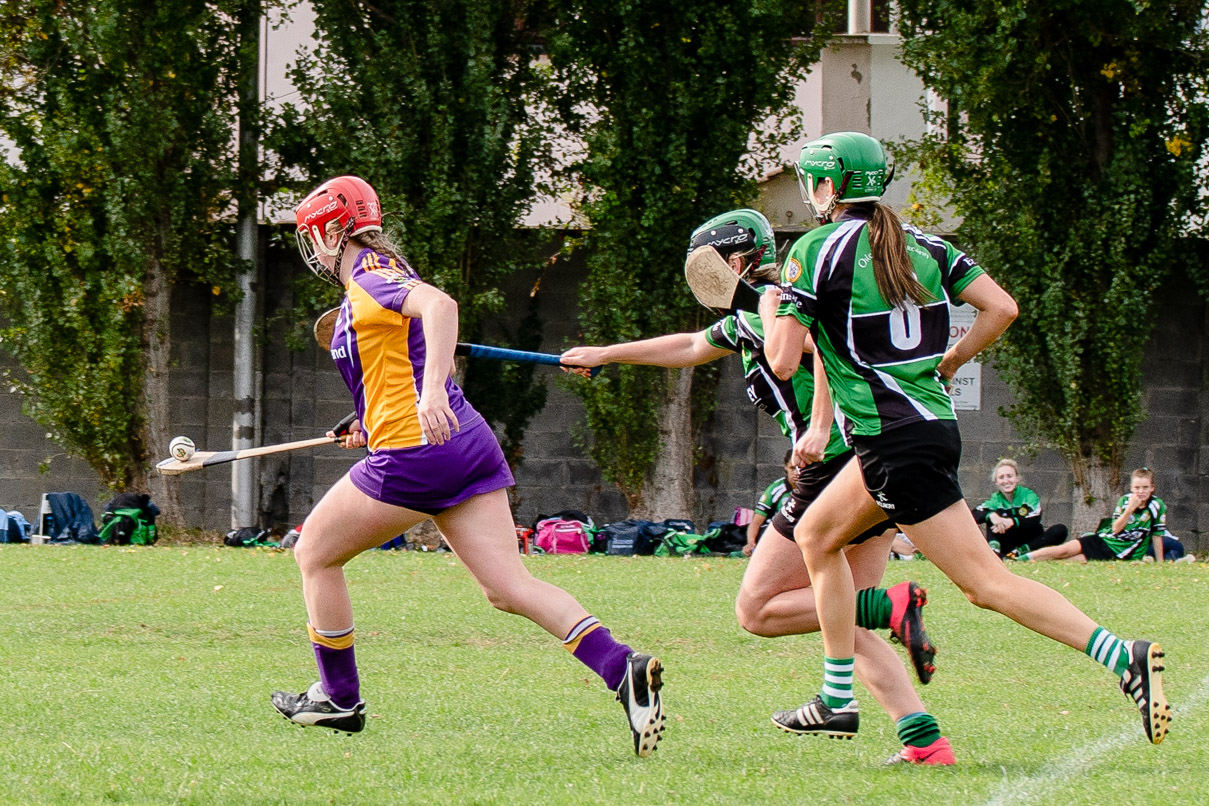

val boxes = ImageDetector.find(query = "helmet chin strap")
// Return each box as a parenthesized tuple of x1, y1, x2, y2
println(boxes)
(331, 234, 351, 286)
(318, 226, 354, 287)
(810, 172, 854, 224)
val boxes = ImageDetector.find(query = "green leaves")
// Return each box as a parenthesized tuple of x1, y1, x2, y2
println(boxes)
(547, 0, 841, 496)
(896, 0, 1209, 477)
(0, 0, 246, 487)
(268, 0, 553, 461)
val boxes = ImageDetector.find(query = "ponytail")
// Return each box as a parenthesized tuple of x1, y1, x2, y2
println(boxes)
(353, 230, 406, 263)
(866, 203, 931, 308)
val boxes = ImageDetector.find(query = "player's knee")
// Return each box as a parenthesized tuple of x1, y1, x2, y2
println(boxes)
(291, 536, 325, 576)
(479, 577, 530, 615)
(959, 574, 1012, 610)
(735, 595, 772, 636)
(796, 531, 840, 564)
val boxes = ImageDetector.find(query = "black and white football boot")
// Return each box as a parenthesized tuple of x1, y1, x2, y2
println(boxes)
(1119, 640, 1170, 744)
(271, 681, 366, 734)
(616, 652, 665, 757)
(771, 695, 859, 739)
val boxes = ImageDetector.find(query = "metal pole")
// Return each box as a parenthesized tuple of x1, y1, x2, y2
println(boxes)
(232, 0, 262, 528)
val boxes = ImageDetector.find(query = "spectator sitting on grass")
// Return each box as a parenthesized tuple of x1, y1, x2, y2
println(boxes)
(972, 459, 1067, 558)
(1016, 467, 1179, 563)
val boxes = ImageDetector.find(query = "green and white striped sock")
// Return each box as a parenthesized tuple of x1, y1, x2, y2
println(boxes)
(1086, 626, 1130, 677)
(820, 656, 855, 708)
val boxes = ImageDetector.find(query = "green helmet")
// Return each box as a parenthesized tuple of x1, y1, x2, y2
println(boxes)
(795, 132, 894, 221)
(687, 209, 777, 282)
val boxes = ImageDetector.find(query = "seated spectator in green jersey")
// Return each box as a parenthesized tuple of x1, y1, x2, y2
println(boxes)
(972, 459, 1067, 558)
(744, 450, 796, 557)
(1020, 467, 1175, 563)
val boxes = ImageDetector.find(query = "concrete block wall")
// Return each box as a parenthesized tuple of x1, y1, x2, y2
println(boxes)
(2, 247, 1206, 554)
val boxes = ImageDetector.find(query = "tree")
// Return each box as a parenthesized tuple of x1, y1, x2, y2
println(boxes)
(267, 0, 554, 464)
(895, 0, 1209, 531)
(543, 0, 841, 518)
(0, 1, 250, 522)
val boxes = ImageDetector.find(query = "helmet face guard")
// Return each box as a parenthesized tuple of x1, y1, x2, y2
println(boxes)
(294, 176, 384, 287)
(687, 209, 777, 283)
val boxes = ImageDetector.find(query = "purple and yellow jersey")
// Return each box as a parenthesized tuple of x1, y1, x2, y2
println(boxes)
(330, 249, 481, 450)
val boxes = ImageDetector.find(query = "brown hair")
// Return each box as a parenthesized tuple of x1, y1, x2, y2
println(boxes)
(866, 202, 932, 308)
(750, 260, 781, 284)
(1131, 467, 1155, 484)
(353, 229, 406, 263)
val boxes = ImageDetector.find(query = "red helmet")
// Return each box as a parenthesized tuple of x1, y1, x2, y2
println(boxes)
(294, 176, 383, 285)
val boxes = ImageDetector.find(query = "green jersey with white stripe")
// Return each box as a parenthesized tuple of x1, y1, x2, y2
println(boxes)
(704, 310, 848, 460)
(1097, 495, 1170, 560)
(754, 476, 793, 519)
(777, 208, 985, 437)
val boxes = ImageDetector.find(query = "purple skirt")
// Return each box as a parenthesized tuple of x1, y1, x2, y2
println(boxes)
(348, 417, 514, 514)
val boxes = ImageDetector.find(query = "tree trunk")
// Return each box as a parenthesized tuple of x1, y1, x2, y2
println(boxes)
(631, 367, 695, 521)
(1069, 454, 1118, 536)
(140, 255, 184, 526)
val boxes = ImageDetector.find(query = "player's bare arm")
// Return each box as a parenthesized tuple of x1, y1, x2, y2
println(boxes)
(762, 287, 807, 380)
(794, 350, 833, 465)
(401, 283, 461, 444)
(560, 331, 729, 369)
(938, 274, 1018, 380)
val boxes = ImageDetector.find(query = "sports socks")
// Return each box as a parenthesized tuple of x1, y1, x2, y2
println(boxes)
(309, 624, 360, 709)
(820, 656, 855, 708)
(562, 616, 632, 691)
(896, 711, 942, 748)
(855, 587, 891, 630)
(1086, 626, 1130, 677)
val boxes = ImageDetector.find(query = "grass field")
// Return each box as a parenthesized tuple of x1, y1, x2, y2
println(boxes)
(2, 545, 1206, 805)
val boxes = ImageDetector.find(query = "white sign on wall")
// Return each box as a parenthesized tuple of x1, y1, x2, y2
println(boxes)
(946, 304, 981, 411)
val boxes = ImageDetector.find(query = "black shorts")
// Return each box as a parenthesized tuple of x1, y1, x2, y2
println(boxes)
(851, 419, 964, 526)
(770, 451, 894, 545)
(1076, 534, 1121, 561)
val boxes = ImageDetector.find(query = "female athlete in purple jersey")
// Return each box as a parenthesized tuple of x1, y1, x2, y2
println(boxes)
(271, 176, 664, 757)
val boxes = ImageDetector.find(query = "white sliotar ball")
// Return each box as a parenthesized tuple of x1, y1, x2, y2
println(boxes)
(169, 436, 196, 461)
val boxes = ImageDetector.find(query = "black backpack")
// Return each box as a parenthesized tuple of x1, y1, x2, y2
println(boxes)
(595, 520, 657, 556)
(701, 522, 748, 555)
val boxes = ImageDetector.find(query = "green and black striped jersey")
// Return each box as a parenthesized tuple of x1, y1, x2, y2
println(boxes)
(1098, 495, 1171, 560)
(777, 208, 985, 437)
(704, 310, 848, 460)
(754, 476, 793, 519)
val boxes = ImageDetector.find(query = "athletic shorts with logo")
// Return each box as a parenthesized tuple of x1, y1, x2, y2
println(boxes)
(1074, 533, 1155, 561)
(770, 451, 894, 544)
(852, 419, 965, 526)
(349, 417, 514, 515)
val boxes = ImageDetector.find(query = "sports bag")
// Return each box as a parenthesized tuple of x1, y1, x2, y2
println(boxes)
(99, 507, 158, 546)
(595, 520, 657, 556)
(653, 530, 709, 557)
(224, 527, 273, 547)
(534, 519, 591, 554)
(701, 522, 748, 556)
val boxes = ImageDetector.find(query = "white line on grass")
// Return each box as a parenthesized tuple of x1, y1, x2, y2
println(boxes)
(982, 671, 1209, 806)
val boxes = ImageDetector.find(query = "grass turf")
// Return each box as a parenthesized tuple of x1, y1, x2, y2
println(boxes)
(1, 546, 1206, 805)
